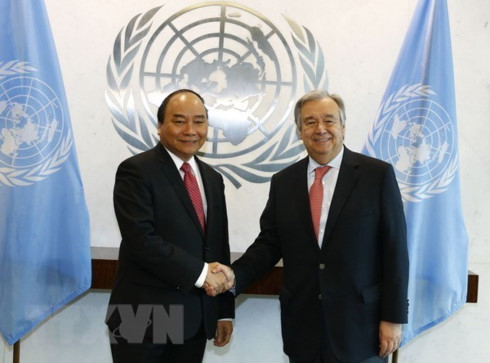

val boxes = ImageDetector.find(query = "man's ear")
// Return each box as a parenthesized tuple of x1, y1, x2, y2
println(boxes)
(296, 126, 303, 140)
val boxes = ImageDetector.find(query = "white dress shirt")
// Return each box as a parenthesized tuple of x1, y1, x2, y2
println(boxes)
(307, 146, 344, 247)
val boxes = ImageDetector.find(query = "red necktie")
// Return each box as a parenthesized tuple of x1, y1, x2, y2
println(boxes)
(309, 166, 330, 240)
(181, 162, 206, 232)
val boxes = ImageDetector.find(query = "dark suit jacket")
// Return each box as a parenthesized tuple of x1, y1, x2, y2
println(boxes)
(106, 143, 234, 342)
(233, 147, 408, 362)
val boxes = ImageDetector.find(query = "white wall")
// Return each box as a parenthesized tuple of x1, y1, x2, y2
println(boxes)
(1, 0, 489, 362)
(35, 0, 490, 260)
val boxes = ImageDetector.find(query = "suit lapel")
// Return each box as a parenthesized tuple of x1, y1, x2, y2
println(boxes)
(197, 157, 215, 238)
(156, 144, 205, 236)
(321, 148, 360, 249)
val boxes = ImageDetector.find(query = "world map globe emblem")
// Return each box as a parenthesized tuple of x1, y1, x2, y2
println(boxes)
(139, 2, 297, 158)
(375, 98, 455, 187)
(107, 2, 328, 186)
(0, 76, 65, 169)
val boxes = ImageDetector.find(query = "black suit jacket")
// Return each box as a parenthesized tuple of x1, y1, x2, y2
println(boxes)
(233, 147, 408, 362)
(106, 143, 234, 341)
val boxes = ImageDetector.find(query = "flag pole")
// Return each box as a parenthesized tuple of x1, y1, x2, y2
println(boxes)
(13, 340, 20, 363)
(393, 349, 398, 363)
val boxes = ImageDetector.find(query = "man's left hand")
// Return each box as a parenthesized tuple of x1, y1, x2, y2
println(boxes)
(214, 320, 233, 347)
(378, 321, 402, 358)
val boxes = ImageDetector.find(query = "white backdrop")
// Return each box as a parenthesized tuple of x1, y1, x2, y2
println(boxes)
(44, 0, 490, 266)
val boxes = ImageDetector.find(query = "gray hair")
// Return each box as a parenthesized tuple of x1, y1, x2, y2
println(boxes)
(294, 89, 346, 129)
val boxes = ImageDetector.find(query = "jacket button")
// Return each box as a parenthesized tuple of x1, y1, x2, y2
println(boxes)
(319, 263, 326, 270)
(318, 294, 322, 300)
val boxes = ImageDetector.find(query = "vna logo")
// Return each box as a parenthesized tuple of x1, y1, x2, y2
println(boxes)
(106, 1, 329, 187)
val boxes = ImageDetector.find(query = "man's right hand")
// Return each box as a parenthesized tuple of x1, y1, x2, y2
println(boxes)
(204, 262, 235, 296)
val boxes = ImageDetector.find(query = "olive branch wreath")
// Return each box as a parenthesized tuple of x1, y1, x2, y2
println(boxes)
(0, 61, 73, 187)
(0, 61, 37, 80)
(365, 83, 459, 202)
(285, 16, 328, 91)
(105, 6, 162, 155)
(105, 6, 328, 188)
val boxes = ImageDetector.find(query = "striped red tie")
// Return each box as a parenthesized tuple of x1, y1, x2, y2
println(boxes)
(309, 166, 330, 240)
(181, 162, 206, 232)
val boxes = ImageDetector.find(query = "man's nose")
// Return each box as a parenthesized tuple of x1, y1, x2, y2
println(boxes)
(314, 122, 327, 133)
(183, 121, 196, 133)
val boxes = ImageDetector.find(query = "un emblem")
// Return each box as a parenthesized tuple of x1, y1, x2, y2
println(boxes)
(365, 84, 458, 202)
(106, 2, 328, 187)
(0, 61, 72, 187)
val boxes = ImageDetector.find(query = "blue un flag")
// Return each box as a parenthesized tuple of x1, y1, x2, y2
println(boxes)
(363, 0, 468, 345)
(0, 0, 91, 345)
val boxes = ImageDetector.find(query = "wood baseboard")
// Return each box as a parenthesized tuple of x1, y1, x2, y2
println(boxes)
(90, 259, 479, 302)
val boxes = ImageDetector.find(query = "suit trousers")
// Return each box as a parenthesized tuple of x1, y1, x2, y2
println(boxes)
(110, 323, 207, 363)
(288, 320, 388, 363)
(289, 343, 388, 363)
(289, 355, 388, 363)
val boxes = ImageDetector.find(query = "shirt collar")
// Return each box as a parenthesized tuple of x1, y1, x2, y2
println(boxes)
(307, 146, 344, 174)
(164, 146, 199, 174)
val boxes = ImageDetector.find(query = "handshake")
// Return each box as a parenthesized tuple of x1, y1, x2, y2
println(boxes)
(203, 262, 235, 297)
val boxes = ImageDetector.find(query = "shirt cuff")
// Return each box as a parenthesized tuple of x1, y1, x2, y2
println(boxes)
(195, 262, 208, 288)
